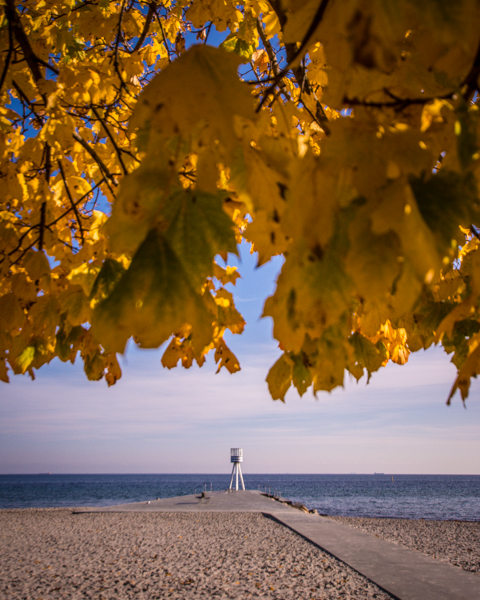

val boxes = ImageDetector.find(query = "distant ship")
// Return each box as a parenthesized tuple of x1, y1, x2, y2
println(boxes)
(374, 472, 384, 475)
(38, 473, 51, 475)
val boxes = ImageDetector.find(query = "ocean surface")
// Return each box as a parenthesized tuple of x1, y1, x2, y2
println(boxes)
(1, 474, 479, 520)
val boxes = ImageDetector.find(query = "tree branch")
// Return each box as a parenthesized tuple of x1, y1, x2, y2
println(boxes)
(38, 143, 51, 251)
(12, 80, 45, 126)
(470, 224, 480, 241)
(0, 19, 14, 94)
(257, 0, 331, 112)
(113, 0, 127, 90)
(48, 177, 106, 228)
(72, 131, 119, 187)
(132, 2, 156, 53)
(256, 17, 288, 99)
(344, 88, 454, 110)
(91, 106, 128, 175)
(154, 8, 172, 63)
(58, 159, 85, 245)
(462, 35, 480, 102)
(4, 0, 58, 89)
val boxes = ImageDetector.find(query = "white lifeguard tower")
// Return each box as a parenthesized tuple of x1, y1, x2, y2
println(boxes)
(229, 448, 245, 491)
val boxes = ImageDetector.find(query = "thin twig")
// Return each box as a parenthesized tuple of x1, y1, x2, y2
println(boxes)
(470, 225, 480, 241)
(3, 176, 106, 264)
(48, 177, 106, 227)
(38, 143, 51, 251)
(12, 80, 45, 126)
(58, 160, 85, 244)
(34, 55, 59, 76)
(72, 131, 119, 186)
(257, 0, 331, 112)
(113, 0, 127, 89)
(50, 0, 97, 21)
(154, 8, 172, 62)
(256, 17, 288, 99)
(6, 238, 40, 268)
(204, 22, 212, 45)
(91, 106, 128, 175)
(344, 88, 454, 110)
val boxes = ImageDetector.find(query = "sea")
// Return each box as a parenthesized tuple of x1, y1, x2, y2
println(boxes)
(1, 474, 479, 521)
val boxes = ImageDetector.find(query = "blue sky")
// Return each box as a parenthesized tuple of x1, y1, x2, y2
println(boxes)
(1, 242, 479, 475)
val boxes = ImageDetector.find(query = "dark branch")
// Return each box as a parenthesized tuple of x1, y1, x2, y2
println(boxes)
(256, 17, 288, 99)
(462, 35, 480, 102)
(131, 2, 156, 53)
(113, 0, 127, 90)
(257, 0, 331, 111)
(344, 88, 455, 110)
(154, 7, 172, 63)
(91, 106, 128, 175)
(470, 224, 480, 241)
(38, 143, 51, 251)
(58, 160, 85, 244)
(4, 0, 58, 88)
(12, 80, 45, 126)
(48, 177, 106, 228)
(72, 131, 119, 186)
(0, 19, 14, 94)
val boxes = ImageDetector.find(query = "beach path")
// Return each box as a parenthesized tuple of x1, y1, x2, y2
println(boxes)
(79, 490, 480, 600)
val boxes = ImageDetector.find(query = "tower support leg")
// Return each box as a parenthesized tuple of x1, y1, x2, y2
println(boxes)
(239, 464, 245, 490)
(229, 462, 245, 491)
(229, 463, 236, 490)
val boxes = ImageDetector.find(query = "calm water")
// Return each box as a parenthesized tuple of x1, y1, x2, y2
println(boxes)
(1, 474, 479, 521)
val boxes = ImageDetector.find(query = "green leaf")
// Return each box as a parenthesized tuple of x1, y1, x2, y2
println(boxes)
(220, 36, 256, 61)
(409, 170, 479, 252)
(292, 354, 312, 396)
(165, 189, 238, 288)
(349, 332, 385, 376)
(56, 325, 84, 362)
(90, 258, 127, 300)
(92, 227, 215, 353)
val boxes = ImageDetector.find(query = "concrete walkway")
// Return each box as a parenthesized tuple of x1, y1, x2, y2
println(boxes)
(78, 489, 293, 514)
(77, 490, 480, 600)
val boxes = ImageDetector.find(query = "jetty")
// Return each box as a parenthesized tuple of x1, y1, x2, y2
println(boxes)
(78, 489, 480, 600)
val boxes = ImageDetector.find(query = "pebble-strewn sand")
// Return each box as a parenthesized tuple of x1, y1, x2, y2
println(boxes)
(0, 509, 394, 600)
(328, 516, 480, 575)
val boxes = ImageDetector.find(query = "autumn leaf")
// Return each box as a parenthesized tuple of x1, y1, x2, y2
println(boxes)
(1, 0, 480, 402)
(92, 227, 216, 354)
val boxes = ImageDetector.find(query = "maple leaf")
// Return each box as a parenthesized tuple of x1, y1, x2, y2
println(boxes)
(92, 227, 216, 354)
(1, 0, 480, 403)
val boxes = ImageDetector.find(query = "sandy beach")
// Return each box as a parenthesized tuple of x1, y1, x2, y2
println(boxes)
(2, 508, 479, 599)
(0, 508, 394, 600)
